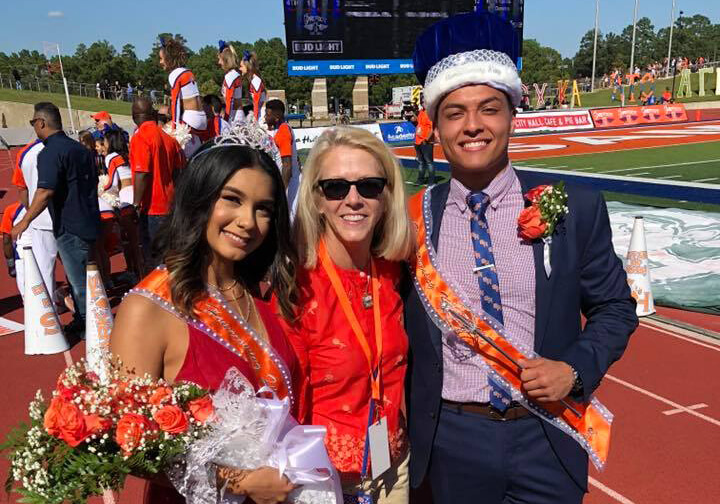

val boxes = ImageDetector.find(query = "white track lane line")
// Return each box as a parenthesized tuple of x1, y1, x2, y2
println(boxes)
(663, 403, 708, 416)
(588, 477, 636, 504)
(693, 177, 719, 183)
(602, 158, 720, 173)
(604, 374, 720, 428)
(639, 322, 720, 352)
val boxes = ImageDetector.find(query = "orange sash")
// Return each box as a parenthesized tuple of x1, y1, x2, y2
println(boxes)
(408, 188, 612, 469)
(133, 267, 293, 403)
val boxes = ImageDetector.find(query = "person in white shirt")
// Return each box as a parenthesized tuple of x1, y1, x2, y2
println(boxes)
(11, 139, 57, 297)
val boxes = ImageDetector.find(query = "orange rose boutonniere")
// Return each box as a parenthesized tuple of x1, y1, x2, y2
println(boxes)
(518, 182, 568, 277)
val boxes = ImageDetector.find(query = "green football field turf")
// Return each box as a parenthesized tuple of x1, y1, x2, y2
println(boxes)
(399, 140, 720, 212)
(517, 141, 720, 184)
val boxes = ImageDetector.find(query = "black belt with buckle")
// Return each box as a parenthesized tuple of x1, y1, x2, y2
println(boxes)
(442, 399, 531, 421)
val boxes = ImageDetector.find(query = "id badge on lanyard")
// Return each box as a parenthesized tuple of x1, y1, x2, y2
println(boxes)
(352, 399, 391, 504)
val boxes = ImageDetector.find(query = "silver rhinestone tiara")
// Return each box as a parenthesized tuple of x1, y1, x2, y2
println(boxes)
(191, 117, 283, 169)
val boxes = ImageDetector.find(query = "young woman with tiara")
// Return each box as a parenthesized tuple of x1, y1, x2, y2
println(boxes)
(240, 51, 267, 124)
(217, 40, 245, 124)
(110, 122, 300, 503)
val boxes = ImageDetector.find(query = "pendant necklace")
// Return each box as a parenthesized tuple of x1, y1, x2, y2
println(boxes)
(361, 267, 373, 309)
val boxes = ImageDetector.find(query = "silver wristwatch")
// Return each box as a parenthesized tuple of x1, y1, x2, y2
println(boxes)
(570, 366, 583, 394)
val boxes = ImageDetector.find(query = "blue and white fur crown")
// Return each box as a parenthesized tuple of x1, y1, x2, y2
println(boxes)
(423, 48, 522, 118)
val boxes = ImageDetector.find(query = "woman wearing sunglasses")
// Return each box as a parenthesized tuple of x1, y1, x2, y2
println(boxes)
(285, 126, 413, 503)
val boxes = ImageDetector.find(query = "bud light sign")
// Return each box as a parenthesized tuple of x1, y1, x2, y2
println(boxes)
(379, 121, 416, 144)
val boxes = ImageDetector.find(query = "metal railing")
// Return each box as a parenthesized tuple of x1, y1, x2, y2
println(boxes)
(0, 73, 168, 105)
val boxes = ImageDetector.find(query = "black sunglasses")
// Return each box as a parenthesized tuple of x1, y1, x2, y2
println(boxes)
(29, 117, 44, 126)
(317, 177, 387, 200)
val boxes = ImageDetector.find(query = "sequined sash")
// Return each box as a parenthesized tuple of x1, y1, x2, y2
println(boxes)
(131, 267, 293, 403)
(408, 188, 612, 469)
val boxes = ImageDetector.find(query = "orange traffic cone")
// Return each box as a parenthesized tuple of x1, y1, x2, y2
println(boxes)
(85, 263, 114, 381)
(625, 217, 656, 317)
(22, 247, 72, 360)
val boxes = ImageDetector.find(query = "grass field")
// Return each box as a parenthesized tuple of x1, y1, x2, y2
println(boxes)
(0, 88, 132, 115)
(518, 141, 720, 183)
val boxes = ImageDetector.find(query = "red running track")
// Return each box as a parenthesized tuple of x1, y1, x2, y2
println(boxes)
(2, 265, 719, 503)
(393, 120, 720, 161)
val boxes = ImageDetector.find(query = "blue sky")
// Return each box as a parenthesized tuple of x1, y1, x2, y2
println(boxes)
(1, 1, 718, 59)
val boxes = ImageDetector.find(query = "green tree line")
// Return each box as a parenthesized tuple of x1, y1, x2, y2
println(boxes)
(1, 14, 717, 106)
(572, 14, 720, 78)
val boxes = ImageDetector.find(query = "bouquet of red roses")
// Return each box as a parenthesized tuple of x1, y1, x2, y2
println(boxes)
(2, 359, 214, 504)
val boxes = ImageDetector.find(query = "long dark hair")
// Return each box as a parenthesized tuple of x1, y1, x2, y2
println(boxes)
(104, 129, 129, 161)
(155, 145, 297, 319)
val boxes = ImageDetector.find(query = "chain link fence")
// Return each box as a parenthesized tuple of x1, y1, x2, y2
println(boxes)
(0, 73, 168, 106)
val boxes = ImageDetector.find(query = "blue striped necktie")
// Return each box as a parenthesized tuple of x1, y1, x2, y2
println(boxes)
(467, 191, 512, 411)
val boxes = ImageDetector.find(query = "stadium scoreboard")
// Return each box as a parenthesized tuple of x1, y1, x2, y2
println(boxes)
(284, 0, 524, 77)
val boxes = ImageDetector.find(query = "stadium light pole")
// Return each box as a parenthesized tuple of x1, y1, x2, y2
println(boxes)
(666, 0, 676, 77)
(629, 0, 639, 74)
(591, 0, 600, 92)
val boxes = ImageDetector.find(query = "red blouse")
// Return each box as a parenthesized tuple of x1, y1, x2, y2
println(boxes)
(282, 257, 409, 476)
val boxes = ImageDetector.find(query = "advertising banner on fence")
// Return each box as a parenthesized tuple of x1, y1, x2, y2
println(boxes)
(379, 121, 416, 144)
(513, 110, 594, 133)
(591, 104, 688, 129)
(294, 123, 383, 150)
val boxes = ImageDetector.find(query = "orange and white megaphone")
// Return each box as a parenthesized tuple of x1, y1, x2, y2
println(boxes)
(625, 217, 656, 317)
(85, 263, 114, 381)
(23, 246, 71, 356)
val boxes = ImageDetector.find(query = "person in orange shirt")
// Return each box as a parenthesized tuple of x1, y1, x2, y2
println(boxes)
(412, 96, 435, 185)
(661, 87, 673, 104)
(1, 200, 26, 297)
(129, 97, 185, 270)
(285, 127, 413, 503)
(266, 99, 301, 220)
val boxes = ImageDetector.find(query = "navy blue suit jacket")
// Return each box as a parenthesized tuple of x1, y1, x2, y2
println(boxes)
(403, 170, 638, 491)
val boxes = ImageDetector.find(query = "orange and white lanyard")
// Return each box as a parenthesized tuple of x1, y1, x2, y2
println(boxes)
(318, 240, 383, 404)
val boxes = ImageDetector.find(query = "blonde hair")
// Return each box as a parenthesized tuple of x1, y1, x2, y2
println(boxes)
(294, 126, 413, 268)
(243, 51, 261, 78)
(219, 44, 239, 71)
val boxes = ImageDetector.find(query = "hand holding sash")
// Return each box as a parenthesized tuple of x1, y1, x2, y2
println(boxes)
(442, 303, 582, 418)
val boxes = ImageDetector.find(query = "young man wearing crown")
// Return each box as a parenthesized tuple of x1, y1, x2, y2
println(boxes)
(403, 12, 638, 504)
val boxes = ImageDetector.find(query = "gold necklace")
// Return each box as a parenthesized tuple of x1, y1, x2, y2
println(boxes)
(208, 278, 238, 292)
(227, 286, 268, 342)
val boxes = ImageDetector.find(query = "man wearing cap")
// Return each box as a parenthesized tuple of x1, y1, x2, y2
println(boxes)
(92, 111, 128, 142)
(403, 12, 638, 503)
